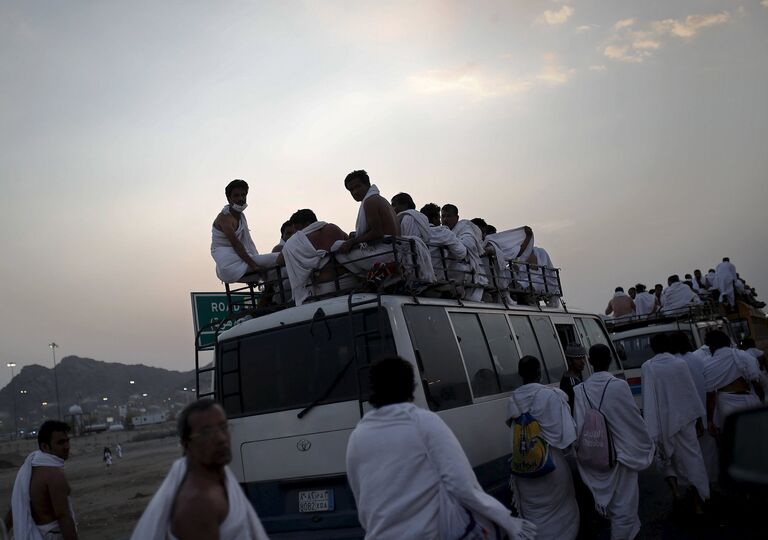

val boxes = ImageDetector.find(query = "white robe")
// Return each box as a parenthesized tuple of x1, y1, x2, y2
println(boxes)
(355, 184, 380, 236)
(660, 282, 701, 313)
(703, 347, 762, 428)
(714, 261, 737, 306)
(130, 458, 268, 540)
(641, 353, 709, 498)
(211, 206, 278, 283)
(451, 220, 489, 300)
(687, 348, 719, 479)
(397, 210, 431, 243)
(282, 221, 329, 306)
(506, 384, 579, 540)
(11, 451, 75, 540)
(427, 225, 467, 282)
(573, 372, 654, 540)
(634, 292, 656, 316)
(347, 403, 536, 540)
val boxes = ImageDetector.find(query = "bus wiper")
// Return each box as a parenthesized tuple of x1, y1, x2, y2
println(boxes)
(297, 355, 356, 419)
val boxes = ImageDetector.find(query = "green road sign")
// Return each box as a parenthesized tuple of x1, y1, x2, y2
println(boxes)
(191, 292, 255, 348)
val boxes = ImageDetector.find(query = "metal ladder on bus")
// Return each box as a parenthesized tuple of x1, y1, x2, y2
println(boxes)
(346, 290, 388, 418)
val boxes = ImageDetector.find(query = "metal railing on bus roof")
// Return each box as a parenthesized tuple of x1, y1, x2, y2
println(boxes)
(604, 301, 725, 333)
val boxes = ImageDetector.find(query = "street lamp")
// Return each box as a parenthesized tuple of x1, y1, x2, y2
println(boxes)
(6, 362, 17, 439)
(48, 343, 62, 420)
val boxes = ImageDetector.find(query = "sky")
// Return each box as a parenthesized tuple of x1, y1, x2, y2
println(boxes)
(1, 0, 767, 390)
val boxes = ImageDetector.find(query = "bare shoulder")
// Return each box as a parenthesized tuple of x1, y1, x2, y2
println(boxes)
(33, 466, 70, 494)
(364, 194, 389, 210)
(213, 212, 235, 229)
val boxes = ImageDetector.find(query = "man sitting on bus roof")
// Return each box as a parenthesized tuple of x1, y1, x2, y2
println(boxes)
(333, 170, 401, 276)
(276, 209, 350, 306)
(271, 220, 295, 253)
(660, 274, 701, 313)
(714, 257, 737, 308)
(388, 193, 436, 284)
(211, 179, 279, 283)
(633, 284, 658, 316)
(441, 204, 488, 301)
(605, 287, 635, 318)
(391, 192, 430, 243)
(346, 356, 537, 540)
(418, 203, 468, 284)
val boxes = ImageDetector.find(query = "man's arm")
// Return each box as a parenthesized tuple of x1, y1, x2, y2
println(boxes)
(214, 214, 264, 273)
(337, 198, 386, 254)
(48, 472, 77, 540)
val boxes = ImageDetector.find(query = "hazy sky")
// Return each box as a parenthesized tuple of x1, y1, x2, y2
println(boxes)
(1, 1, 766, 389)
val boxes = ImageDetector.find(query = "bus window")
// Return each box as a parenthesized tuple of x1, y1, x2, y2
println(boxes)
(479, 313, 522, 391)
(555, 323, 581, 350)
(449, 312, 502, 398)
(508, 316, 547, 383)
(403, 306, 472, 411)
(576, 317, 621, 370)
(218, 309, 395, 418)
(529, 315, 567, 383)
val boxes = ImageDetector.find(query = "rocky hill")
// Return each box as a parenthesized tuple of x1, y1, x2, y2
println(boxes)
(0, 356, 197, 432)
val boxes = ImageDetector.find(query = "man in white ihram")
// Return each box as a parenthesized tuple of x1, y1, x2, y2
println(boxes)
(347, 356, 536, 540)
(5, 421, 77, 540)
(641, 333, 709, 513)
(130, 399, 268, 540)
(507, 356, 579, 540)
(573, 344, 654, 540)
(714, 257, 737, 308)
(211, 179, 279, 283)
(660, 275, 701, 313)
(441, 204, 489, 301)
(633, 284, 658, 316)
(419, 203, 469, 284)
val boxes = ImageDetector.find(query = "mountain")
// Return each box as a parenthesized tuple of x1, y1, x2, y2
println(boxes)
(0, 356, 197, 432)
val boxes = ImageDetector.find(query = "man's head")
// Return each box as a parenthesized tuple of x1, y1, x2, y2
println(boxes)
(289, 209, 318, 230)
(518, 355, 542, 384)
(280, 220, 296, 242)
(344, 170, 371, 202)
(391, 193, 416, 214)
(470, 218, 488, 238)
(225, 179, 249, 212)
(38, 420, 71, 460)
(650, 333, 672, 355)
(628, 287, 637, 299)
(178, 399, 231, 468)
(723, 257, 730, 262)
(615, 286, 624, 293)
(669, 331, 694, 354)
(708, 269, 715, 274)
(588, 344, 612, 372)
(564, 343, 587, 373)
(667, 274, 680, 286)
(654, 284, 663, 294)
(420, 203, 441, 226)
(635, 283, 646, 293)
(705, 329, 731, 354)
(368, 356, 415, 408)
(486, 224, 497, 235)
(440, 204, 459, 229)
(694, 269, 702, 278)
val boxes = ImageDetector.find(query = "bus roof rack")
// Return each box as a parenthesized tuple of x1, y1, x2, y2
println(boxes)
(604, 302, 726, 333)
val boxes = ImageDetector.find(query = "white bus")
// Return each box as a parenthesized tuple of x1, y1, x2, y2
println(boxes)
(207, 291, 622, 538)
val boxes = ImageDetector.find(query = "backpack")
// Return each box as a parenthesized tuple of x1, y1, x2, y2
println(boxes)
(576, 380, 617, 471)
(509, 390, 556, 478)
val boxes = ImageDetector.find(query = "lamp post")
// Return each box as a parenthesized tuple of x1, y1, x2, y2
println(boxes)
(6, 362, 18, 439)
(48, 343, 62, 420)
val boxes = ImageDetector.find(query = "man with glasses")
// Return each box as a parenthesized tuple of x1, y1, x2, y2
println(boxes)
(130, 399, 268, 540)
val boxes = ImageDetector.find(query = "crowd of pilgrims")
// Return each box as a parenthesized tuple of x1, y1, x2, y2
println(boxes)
(605, 257, 765, 319)
(211, 171, 560, 307)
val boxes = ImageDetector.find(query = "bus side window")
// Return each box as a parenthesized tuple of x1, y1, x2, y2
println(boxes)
(508, 315, 548, 383)
(449, 312, 502, 399)
(403, 306, 472, 411)
(479, 313, 522, 391)
(529, 316, 567, 383)
(576, 317, 621, 370)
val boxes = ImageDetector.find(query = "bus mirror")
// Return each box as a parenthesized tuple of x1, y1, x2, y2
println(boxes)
(720, 406, 768, 493)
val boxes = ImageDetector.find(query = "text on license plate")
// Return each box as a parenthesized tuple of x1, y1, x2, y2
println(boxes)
(298, 489, 335, 513)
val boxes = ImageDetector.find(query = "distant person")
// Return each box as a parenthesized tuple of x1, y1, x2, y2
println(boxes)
(6, 420, 78, 539)
(560, 343, 587, 411)
(654, 284, 664, 307)
(661, 274, 701, 313)
(703, 330, 763, 439)
(346, 357, 536, 540)
(103, 447, 112, 468)
(507, 356, 579, 539)
(573, 344, 654, 540)
(130, 399, 268, 540)
(714, 257, 737, 308)
(276, 209, 350, 305)
(633, 284, 658, 316)
(704, 269, 716, 290)
(115, 443, 123, 459)
(605, 287, 636, 318)
(441, 204, 488, 301)
(642, 334, 709, 513)
(271, 220, 296, 252)
(391, 193, 430, 243)
(211, 179, 278, 283)
(693, 269, 707, 291)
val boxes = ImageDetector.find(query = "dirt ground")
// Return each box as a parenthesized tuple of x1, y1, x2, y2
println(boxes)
(0, 435, 180, 540)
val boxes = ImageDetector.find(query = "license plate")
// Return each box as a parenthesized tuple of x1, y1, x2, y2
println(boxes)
(298, 489, 334, 513)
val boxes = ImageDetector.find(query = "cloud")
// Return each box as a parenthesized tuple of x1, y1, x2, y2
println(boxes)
(538, 5, 574, 26)
(602, 11, 731, 63)
(408, 54, 574, 100)
(588, 64, 607, 71)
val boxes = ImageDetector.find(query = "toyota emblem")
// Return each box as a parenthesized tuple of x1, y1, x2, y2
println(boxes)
(297, 439, 311, 451)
